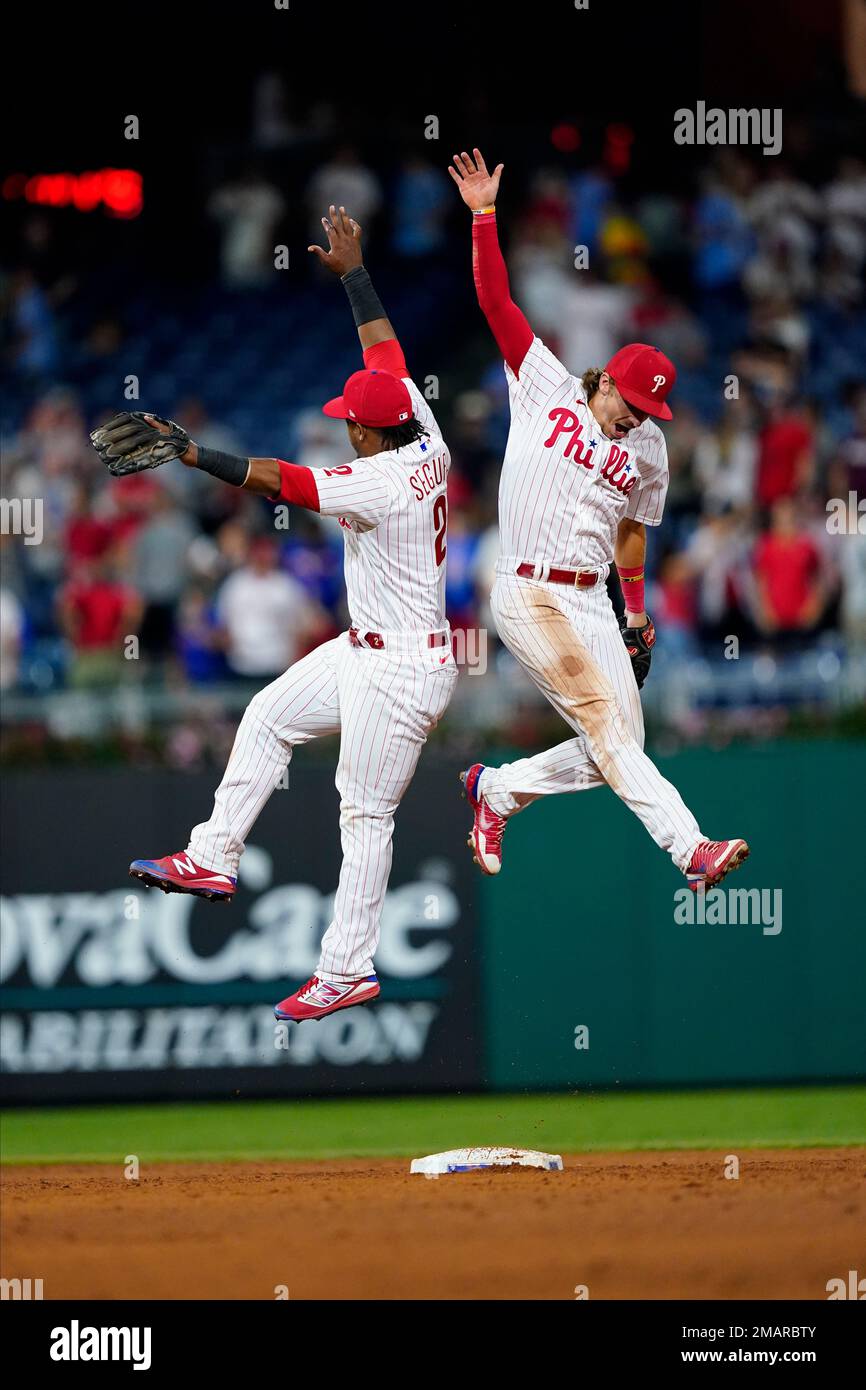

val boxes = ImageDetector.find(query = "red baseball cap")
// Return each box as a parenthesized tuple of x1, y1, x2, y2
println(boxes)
(604, 343, 677, 420)
(322, 369, 413, 429)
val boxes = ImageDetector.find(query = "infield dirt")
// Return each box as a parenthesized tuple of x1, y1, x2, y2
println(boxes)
(2, 1147, 863, 1300)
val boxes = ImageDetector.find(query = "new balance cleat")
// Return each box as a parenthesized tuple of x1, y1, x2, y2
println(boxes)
(686, 838, 750, 892)
(129, 852, 236, 902)
(273, 975, 380, 1022)
(460, 762, 506, 875)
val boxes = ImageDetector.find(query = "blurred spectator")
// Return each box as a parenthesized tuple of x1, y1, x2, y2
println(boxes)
(208, 167, 286, 288)
(661, 405, 704, 525)
(167, 398, 246, 528)
(631, 282, 707, 369)
(58, 555, 142, 688)
(839, 530, 866, 649)
(176, 585, 229, 684)
(753, 498, 825, 640)
(0, 586, 24, 691)
(132, 488, 197, 671)
(685, 510, 753, 642)
(568, 165, 614, 259)
(693, 154, 754, 292)
(755, 391, 815, 508)
(216, 536, 327, 678)
(652, 553, 699, 658)
(444, 505, 481, 630)
(748, 293, 810, 362)
(522, 170, 572, 241)
(744, 161, 820, 302)
(693, 396, 758, 513)
(306, 146, 381, 240)
(820, 155, 866, 308)
(828, 384, 866, 499)
(65, 481, 114, 565)
(252, 72, 296, 151)
(391, 157, 450, 259)
(281, 513, 345, 615)
(448, 392, 501, 494)
(557, 271, 635, 374)
(295, 411, 352, 473)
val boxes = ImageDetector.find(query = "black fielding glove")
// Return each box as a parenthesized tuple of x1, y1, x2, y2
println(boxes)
(620, 615, 656, 690)
(90, 411, 190, 477)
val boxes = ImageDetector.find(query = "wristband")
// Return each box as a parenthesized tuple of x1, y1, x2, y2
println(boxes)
(472, 205, 496, 216)
(618, 565, 646, 614)
(196, 447, 250, 488)
(341, 266, 386, 328)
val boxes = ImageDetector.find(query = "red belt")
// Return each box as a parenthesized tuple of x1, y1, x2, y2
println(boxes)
(516, 562, 599, 587)
(349, 627, 448, 650)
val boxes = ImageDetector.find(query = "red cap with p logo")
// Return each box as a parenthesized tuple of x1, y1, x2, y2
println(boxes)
(604, 343, 676, 419)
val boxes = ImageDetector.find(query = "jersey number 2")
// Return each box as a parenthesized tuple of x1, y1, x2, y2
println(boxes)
(433, 493, 447, 566)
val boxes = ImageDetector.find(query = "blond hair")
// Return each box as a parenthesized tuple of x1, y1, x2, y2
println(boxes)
(581, 367, 611, 401)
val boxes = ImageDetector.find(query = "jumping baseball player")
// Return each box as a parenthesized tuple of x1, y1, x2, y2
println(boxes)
(91, 208, 457, 1022)
(448, 150, 749, 890)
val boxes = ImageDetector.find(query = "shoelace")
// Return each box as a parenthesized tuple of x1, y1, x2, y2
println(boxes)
(480, 801, 505, 849)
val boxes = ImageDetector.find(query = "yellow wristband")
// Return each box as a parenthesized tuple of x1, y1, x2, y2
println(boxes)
(472, 205, 496, 216)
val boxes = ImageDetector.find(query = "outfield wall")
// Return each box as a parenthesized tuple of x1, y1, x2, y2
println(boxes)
(1, 741, 863, 1102)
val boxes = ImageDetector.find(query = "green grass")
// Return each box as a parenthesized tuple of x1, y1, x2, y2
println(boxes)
(1, 1087, 864, 1165)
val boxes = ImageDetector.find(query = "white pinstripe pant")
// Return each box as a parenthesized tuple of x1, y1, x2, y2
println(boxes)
(187, 632, 457, 981)
(483, 573, 703, 870)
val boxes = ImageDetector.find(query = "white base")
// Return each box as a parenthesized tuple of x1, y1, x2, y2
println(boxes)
(410, 1146, 564, 1177)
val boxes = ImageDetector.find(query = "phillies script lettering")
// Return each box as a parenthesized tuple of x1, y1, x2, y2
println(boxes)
(544, 408, 637, 495)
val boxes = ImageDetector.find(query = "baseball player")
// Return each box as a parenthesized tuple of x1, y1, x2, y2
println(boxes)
(93, 208, 457, 1022)
(448, 150, 749, 890)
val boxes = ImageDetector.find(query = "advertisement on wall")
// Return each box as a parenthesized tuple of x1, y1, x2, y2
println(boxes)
(0, 766, 483, 1102)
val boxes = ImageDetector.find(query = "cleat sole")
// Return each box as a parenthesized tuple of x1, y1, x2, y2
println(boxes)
(129, 868, 233, 904)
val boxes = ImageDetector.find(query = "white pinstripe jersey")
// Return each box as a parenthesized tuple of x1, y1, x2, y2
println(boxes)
(499, 336, 670, 571)
(313, 379, 450, 633)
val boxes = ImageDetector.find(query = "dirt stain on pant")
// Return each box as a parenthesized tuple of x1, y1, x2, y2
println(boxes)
(518, 596, 636, 796)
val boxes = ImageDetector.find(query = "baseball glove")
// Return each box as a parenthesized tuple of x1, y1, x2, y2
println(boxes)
(90, 411, 190, 477)
(620, 615, 656, 689)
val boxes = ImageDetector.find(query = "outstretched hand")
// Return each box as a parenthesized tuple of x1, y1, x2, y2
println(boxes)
(308, 205, 364, 276)
(447, 148, 504, 210)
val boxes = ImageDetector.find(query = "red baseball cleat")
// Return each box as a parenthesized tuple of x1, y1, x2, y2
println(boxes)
(460, 763, 506, 875)
(129, 852, 236, 902)
(686, 838, 750, 892)
(273, 975, 380, 1022)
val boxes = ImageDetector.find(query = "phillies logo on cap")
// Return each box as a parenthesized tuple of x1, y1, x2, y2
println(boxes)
(604, 344, 677, 420)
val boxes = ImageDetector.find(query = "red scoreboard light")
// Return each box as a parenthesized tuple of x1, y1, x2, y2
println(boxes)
(2, 168, 143, 218)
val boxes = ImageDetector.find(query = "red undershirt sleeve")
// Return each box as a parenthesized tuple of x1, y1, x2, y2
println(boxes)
(271, 460, 320, 511)
(471, 214, 534, 377)
(363, 340, 409, 378)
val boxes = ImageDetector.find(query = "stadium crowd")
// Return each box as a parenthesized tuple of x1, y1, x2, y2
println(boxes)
(2, 132, 865, 723)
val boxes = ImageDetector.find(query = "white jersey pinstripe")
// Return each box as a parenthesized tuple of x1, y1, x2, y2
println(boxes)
(185, 372, 458, 984)
(314, 378, 449, 633)
(480, 333, 706, 872)
(498, 336, 669, 572)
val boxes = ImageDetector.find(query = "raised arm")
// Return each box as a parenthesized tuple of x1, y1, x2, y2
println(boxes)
(448, 148, 533, 377)
(308, 205, 408, 376)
